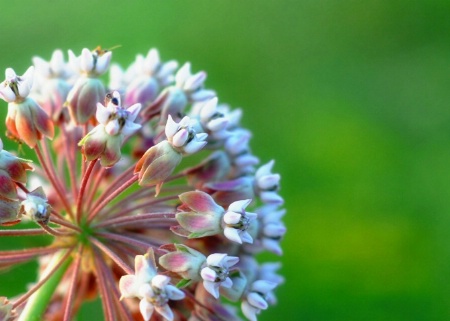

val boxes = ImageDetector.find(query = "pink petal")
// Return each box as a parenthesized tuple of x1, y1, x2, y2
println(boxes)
(179, 191, 223, 213)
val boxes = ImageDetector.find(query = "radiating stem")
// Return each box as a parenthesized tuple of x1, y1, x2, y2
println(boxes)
(35, 144, 74, 218)
(15, 248, 73, 321)
(62, 246, 83, 321)
(89, 237, 134, 275)
(87, 175, 138, 223)
(93, 212, 175, 229)
(76, 159, 97, 223)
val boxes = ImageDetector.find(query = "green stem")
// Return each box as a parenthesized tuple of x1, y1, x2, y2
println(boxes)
(18, 250, 72, 321)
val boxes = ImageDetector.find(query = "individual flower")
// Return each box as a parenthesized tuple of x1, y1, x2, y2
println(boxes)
(135, 115, 207, 193)
(200, 253, 239, 299)
(241, 280, 278, 321)
(174, 191, 224, 238)
(119, 252, 185, 321)
(66, 47, 112, 124)
(223, 199, 257, 244)
(254, 160, 283, 204)
(78, 91, 141, 167)
(0, 67, 54, 147)
(158, 244, 206, 283)
(156, 63, 216, 125)
(165, 115, 208, 154)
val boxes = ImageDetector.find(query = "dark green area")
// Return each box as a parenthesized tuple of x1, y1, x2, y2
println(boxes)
(0, 1, 449, 320)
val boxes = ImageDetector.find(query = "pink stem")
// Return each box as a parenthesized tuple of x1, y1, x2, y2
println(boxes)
(62, 246, 83, 321)
(76, 159, 97, 223)
(92, 250, 116, 321)
(93, 212, 175, 229)
(35, 144, 74, 218)
(90, 237, 134, 275)
(87, 175, 138, 224)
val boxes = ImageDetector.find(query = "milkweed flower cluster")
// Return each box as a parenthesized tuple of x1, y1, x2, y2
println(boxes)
(0, 46, 286, 321)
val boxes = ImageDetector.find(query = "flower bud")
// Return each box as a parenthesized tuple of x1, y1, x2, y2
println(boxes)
(19, 186, 51, 224)
(158, 244, 206, 282)
(174, 191, 224, 238)
(134, 140, 183, 195)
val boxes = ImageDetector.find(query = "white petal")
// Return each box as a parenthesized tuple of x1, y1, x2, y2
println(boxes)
(183, 140, 207, 154)
(183, 71, 206, 91)
(200, 267, 217, 282)
(126, 103, 142, 121)
(195, 132, 208, 141)
(256, 160, 274, 179)
(96, 103, 110, 125)
(172, 129, 189, 147)
(166, 285, 185, 300)
(224, 227, 242, 244)
(252, 280, 277, 293)
(155, 304, 174, 321)
(50, 49, 65, 75)
(224, 256, 239, 268)
(240, 231, 254, 244)
(80, 48, 94, 73)
(95, 51, 112, 75)
(190, 89, 216, 102)
(121, 121, 141, 136)
(262, 238, 283, 255)
(119, 275, 140, 298)
(158, 60, 178, 81)
(5, 68, 16, 80)
(203, 280, 220, 299)
(207, 118, 228, 132)
(139, 298, 154, 321)
(68, 50, 79, 72)
(199, 97, 218, 120)
(206, 253, 227, 266)
(259, 191, 284, 204)
(221, 277, 233, 288)
(247, 292, 268, 310)
(176, 62, 191, 86)
(228, 199, 251, 213)
(152, 274, 170, 289)
(224, 212, 241, 224)
(165, 115, 179, 139)
(241, 301, 258, 321)
(264, 223, 286, 238)
(0, 85, 16, 102)
(144, 48, 160, 74)
(258, 174, 280, 190)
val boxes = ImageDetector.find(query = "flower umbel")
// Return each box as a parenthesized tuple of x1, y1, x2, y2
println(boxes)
(0, 46, 286, 321)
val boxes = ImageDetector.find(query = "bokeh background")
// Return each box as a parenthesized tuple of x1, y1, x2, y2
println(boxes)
(1, 0, 449, 320)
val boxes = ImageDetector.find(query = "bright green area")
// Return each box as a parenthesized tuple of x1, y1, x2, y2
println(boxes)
(0, 1, 449, 320)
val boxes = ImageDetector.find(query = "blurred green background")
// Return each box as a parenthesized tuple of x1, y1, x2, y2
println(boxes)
(1, 0, 449, 320)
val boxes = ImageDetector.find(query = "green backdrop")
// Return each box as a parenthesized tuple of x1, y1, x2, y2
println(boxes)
(1, 1, 449, 320)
